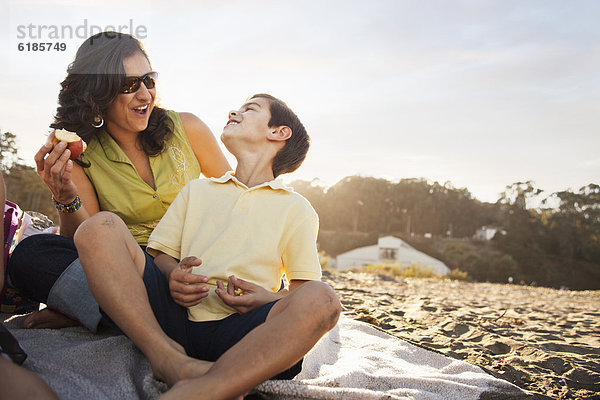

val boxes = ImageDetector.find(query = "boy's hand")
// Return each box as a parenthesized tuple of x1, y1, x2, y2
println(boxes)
(215, 275, 279, 314)
(168, 257, 210, 307)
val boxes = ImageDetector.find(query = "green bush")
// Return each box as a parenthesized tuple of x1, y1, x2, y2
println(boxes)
(447, 268, 471, 281)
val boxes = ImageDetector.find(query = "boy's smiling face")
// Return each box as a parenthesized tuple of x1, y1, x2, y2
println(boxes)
(221, 95, 292, 169)
(221, 97, 272, 146)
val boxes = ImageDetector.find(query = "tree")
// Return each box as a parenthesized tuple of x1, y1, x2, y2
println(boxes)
(0, 130, 58, 222)
(545, 184, 600, 262)
(0, 131, 20, 170)
(498, 181, 544, 210)
(293, 175, 600, 288)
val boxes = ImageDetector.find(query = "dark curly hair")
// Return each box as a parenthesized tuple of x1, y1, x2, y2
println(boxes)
(50, 32, 172, 164)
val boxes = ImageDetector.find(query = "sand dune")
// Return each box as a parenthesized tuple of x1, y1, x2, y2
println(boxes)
(321, 270, 600, 400)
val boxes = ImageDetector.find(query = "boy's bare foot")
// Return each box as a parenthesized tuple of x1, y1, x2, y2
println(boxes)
(151, 339, 214, 387)
(158, 378, 245, 400)
(23, 309, 79, 329)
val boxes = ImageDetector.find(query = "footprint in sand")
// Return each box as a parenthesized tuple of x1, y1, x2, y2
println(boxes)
(534, 356, 573, 375)
(485, 340, 512, 355)
(441, 321, 470, 337)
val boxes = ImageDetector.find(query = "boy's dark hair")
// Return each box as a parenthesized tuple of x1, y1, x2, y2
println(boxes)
(250, 94, 310, 178)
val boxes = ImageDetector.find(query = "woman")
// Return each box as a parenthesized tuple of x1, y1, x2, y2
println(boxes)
(7, 32, 231, 331)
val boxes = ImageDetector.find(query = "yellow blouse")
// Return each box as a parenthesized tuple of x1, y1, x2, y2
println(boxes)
(80, 110, 201, 245)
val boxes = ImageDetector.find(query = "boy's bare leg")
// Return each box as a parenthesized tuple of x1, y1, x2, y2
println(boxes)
(74, 212, 212, 386)
(161, 281, 341, 400)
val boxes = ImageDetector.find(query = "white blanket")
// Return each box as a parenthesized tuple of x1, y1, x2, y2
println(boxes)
(2, 314, 527, 399)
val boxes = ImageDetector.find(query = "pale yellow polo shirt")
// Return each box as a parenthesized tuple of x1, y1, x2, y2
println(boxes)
(147, 172, 322, 322)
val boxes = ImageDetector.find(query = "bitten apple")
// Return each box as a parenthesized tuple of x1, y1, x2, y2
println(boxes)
(50, 129, 87, 160)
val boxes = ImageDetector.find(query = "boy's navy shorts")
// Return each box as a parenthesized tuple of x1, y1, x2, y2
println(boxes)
(104, 251, 302, 380)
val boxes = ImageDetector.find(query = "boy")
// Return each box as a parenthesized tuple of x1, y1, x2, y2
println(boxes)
(75, 94, 341, 400)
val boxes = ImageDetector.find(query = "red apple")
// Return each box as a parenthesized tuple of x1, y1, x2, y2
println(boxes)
(50, 129, 87, 160)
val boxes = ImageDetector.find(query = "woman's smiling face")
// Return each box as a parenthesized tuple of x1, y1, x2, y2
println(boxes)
(104, 51, 156, 135)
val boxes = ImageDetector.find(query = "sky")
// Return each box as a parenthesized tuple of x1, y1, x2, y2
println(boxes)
(1, 0, 599, 203)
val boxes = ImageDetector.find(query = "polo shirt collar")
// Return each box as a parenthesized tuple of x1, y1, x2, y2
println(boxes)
(210, 171, 236, 184)
(210, 171, 294, 193)
(96, 129, 132, 164)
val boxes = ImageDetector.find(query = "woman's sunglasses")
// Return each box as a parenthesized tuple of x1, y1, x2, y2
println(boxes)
(120, 72, 158, 94)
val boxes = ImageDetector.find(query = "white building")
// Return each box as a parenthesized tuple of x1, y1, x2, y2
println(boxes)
(335, 236, 450, 275)
(474, 226, 505, 241)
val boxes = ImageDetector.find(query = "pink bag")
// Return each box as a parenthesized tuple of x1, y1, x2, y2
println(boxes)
(1, 200, 39, 314)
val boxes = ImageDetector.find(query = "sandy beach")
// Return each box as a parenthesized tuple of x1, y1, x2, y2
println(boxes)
(321, 270, 600, 400)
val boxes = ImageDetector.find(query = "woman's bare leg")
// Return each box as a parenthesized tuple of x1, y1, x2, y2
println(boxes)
(23, 309, 78, 330)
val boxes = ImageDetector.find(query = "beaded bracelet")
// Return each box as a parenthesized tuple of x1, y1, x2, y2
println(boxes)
(53, 194, 82, 213)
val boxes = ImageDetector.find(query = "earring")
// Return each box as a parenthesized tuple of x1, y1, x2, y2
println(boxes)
(92, 115, 104, 128)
